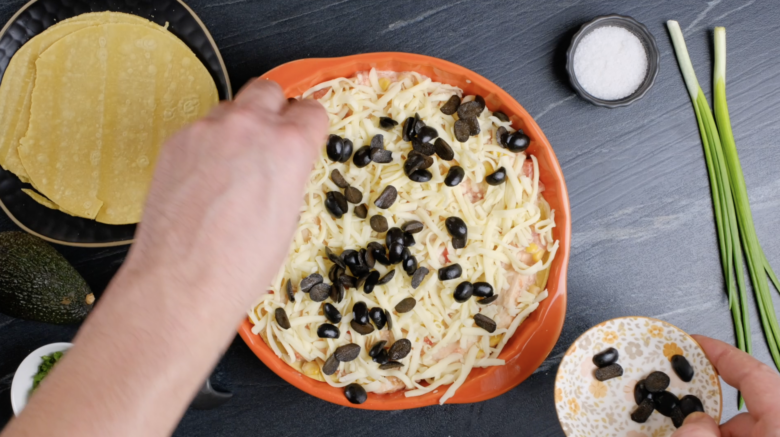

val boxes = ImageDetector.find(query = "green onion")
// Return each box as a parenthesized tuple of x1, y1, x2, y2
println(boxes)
(668, 22, 780, 406)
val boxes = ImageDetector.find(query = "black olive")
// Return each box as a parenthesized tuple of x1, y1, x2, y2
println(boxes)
(370, 215, 389, 232)
(478, 294, 499, 305)
(474, 95, 486, 112)
(493, 111, 510, 122)
(355, 272, 370, 289)
(644, 371, 670, 393)
(457, 100, 483, 119)
(672, 407, 685, 428)
(653, 391, 679, 417)
(379, 361, 404, 370)
(402, 117, 416, 141)
(369, 340, 387, 357)
(363, 271, 380, 294)
(331, 168, 349, 188)
(385, 309, 393, 329)
(413, 113, 425, 134)
(496, 126, 508, 148)
(452, 236, 467, 249)
(339, 275, 356, 289)
(374, 251, 391, 266)
(453, 119, 471, 142)
(445, 217, 468, 238)
(341, 249, 358, 268)
(325, 191, 347, 218)
(340, 138, 353, 162)
(284, 279, 295, 302)
(317, 323, 340, 339)
(486, 167, 507, 185)
(323, 303, 342, 323)
(402, 220, 424, 234)
(474, 314, 497, 333)
(671, 355, 694, 382)
(411, 267, 429, 289)
(409, 169, 432, 183)
(505, 131, 530, 153)
(329, 281, 345, 303)
(325, 247, 345, 268)
(364, 250, 376, 269)
(440, 95, 461, 115)
(389, 339, 412, 360)
(300, 273, 323, 292)
(372, 349, 389, 365)
(374, 185, 397, 209)
(322, 354, 340, 376)
(354, 204, 368, 219)
(464, 117, 481, 136)
(386, 227, 404, 247)
(353, 301, 369, 325)
(403, 254, 417, 276)
(417, 126, 438, 144)
(352, 145, 372, 167)
(634, 380, 652, 405)
(438, 264, 462, 281)
(358, 249, 367, 267)
(444, 166, 465, 187)
(345, 186, 362, 204)
(411, 138, 435, 156)
(370, 148, 393, 163)
(403, 232, 416, 247)
(379, 117, 398, 130)
(679, 395, 704, 417)
(472, 282, 493, 298)
(369, 307, 387, 329)
(388, 243, 405, 264)
(275, 308, 290, 330)
(350, 319, 375, 335)
(631, 399, 654, 424)
(594, 363, 623, 381)
(309, 283, 331, 302)
(349, 263, 369, 278)
(378, 270, 395, 285)
(326, 134, 344, 162)
(404, 152, 426, 175)
(454, 282, 474, 302)
(370, 134, 384, 150)
(395, 297, 416, 313)
(344, 384, 367, 405)
(434, 138, 454, 161)
(592, 347, 619, 368)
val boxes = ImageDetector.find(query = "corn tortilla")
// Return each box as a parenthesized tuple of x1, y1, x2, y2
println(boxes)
(21, 188, 59, 210)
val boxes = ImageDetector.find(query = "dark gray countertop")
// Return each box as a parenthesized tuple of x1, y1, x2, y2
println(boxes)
(1, 0, 779, 435)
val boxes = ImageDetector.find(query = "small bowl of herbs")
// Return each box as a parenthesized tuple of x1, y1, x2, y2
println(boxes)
(10, 342, 72, 416)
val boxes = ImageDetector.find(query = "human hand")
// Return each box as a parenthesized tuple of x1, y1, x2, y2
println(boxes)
(672, 335, 780, 437)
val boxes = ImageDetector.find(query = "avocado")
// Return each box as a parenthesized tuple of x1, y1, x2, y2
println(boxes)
(0, 231, 94, 324)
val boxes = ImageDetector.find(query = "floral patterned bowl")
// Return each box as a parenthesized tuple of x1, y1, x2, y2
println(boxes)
(555, 317, 722, 437)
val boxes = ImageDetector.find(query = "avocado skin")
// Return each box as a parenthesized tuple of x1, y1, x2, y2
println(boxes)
(0, 231, 93, 324)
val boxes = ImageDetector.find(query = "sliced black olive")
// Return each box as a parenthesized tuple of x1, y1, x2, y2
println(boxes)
(354, 204, 368, 219)
(325, 247, 345, 268)
(364, 248, 376, 268)
(454, 118, 472, 142)
(379, 361, 404, 370)
(474, 313, 496, 333)
(679, 395, 704, 417)
(388, 243, 405, 264)
(386, 227, 404, 247)
(653, 391, 679, 417)
(594, 363, 623, 381)
(300, 273, 323, 292)
(373, 349, 389, 364)
(438, 264, 462, 281)
(403, 254, 417, 276)
(486, 167, 507, 186)
(411, 138, 435, 156)
(370, 148, 393, 163)
(334, 344, 361, 362)
(331, 168, 349, 188)
(478, 294, 499, 305)
(326, 134, 344, 162)
(385, 309, 393, 329)
(275, 308, 290, 330)
(440, 95, 461, 115)
(325, 191, 347, 218)
(327, 265, 339, 284)
(505, 131, 530, 153)
(317, 323, 340, 339)
(369, 340, 387, 357)
(671, 354, 694, 382)
(474, 95, 486, 112)
(631, 399, 654, 424)
(322, 354, 340, 375)
(377, 271, 395, 287)
(493, 111, 510, 122)
(472, 282, 494, 298)
(645, 371, 670, 393)
(634, 380, 652, 405)
(389, 339, 412, 360)
(323, 303, 342, 323)
(340, 138, 353, 162)
(409, 169, 432, 183)
(379, 117, 398, 130)
(417, 126, 438, 144)
(452, 236, 467, 249)
(453, 282, 474, 303)
(413, 113, 425, 134)
(402, 117, 416, 141)
(352, 145, 372, 168)
(445, 217, 468, 238)
(444, 166, 465, 187)
(358, 248, 367, 267)
(403, 232, 415, 247)
(349, 263, 369, 278)
(496, 126, 508, 148)
(434, 138, 454, 161)
(402, 220, 424, 234)
(344, 383, 367, 404)
(350, 319, 375, 335)
(339, 274, 356, 289)
(672, 407, 685, 428)
(411, 267, 429, 289)
(404, 151, 426, 175)
(592, 347, 619, 368)
(370, 215, 389, 233)
(363, 271, 380, 294)
(341, 249, 359, 268)
(374, 251, 391, 266)
(395, 297, 416, 313)
(352, 301, 369, 325)
(355, 272, 370, 289)
(457, 100, 483, 119)
(370, 134, 384, 150)
(369, 307, 387, 329)
(285, 279, 295, 302)
(374, 185, 397, 209)
(345, 186, 362, 204)
(329, 281, 345, 303)
(309, 282, 331, 302)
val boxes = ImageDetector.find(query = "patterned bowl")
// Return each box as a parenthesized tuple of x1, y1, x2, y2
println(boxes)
(555, 317, 722, 437)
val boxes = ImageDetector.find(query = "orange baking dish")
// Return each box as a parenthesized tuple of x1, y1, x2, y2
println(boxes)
(238, 52, 571, 410)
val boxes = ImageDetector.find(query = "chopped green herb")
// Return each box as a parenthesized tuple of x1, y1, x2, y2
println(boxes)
(31, 351, 64, 392)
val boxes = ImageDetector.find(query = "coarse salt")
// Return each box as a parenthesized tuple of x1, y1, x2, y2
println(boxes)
(573, 26, 648, 101)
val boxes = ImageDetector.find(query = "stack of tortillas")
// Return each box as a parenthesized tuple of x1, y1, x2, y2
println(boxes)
(0, 12, 219, 224)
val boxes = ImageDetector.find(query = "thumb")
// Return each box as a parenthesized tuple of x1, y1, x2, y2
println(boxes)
(671, 412, 720, 437)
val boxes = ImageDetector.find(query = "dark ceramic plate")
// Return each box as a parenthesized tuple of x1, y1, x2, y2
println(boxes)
(0, 0, 232, 247)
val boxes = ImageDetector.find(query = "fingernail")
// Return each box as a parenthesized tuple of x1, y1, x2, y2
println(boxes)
(683, 412, 708, 424)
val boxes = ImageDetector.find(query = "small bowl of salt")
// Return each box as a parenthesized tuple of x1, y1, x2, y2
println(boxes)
(566, 15, 659, 108)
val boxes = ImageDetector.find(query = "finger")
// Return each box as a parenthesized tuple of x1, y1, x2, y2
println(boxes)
(671, 412, 721, 437)
(233, 79, 286, 115)
(720, 413, 756, 437)
(693, 335, 780, 417)
(281, 99, 329, 150)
